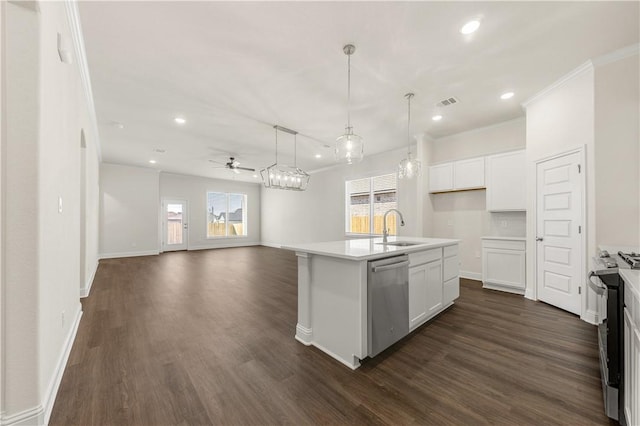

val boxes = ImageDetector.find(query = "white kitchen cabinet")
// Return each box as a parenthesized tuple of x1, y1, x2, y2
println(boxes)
(428, 156, 485, 193)
(482, 237, 526, 295)
(622, 270, 639, 426)
(409, 263, 428, 328)
(453, 157, 485, 190)
(486, 150, 526, 211)
(442, 245, 460, 304)
(425, 259, 443, 316)
(428, 163, 453, 193)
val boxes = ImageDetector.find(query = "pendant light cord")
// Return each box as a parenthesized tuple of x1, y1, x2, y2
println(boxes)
(406, 93, 414, 157)
(275, 126, 278, 164)
(347, 51, 351, 131)
(294, 134, 297, 168)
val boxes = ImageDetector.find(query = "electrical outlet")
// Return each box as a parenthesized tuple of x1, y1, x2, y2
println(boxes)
(500, 220, 508, 228)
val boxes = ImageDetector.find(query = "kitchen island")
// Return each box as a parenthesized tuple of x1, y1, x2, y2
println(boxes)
(283, 236, 460, 369)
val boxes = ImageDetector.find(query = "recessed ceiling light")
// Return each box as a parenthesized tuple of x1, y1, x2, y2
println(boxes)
(432, 114, 443, 121)
(252, 174, 258, 178)
(149, 160, 157, 164)
(110, 121, 124, 129)
(500, 92, 515, 100)
(174, 117, 186, 125)
(315, 154, 322, 159)
(460, 20, 480, 35)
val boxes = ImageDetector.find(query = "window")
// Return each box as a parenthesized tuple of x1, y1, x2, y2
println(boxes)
(345, 173, 398, 235)
(207, 192, 247, 238)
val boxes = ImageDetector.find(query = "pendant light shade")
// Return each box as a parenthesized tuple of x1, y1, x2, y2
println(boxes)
(335, 44, 364, 164)
(398, 93, 422, 179)
(261, 125, 310, 191)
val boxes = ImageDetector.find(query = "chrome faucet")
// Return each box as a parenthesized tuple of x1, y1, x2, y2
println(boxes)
(382, 208, 405, 243)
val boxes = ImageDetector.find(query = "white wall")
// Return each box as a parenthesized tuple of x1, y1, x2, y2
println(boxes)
(524, 63, 597, 320)
(99, 163, 160, 257)
(160, 172, 261, 250)
(261, 145, 419, 246)
(422, 118, 526, 278)
(1, 1, 102, 424)
(594, 53, 640, 248)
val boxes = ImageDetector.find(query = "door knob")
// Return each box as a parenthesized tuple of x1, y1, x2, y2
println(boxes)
(536, 237, 543, 242)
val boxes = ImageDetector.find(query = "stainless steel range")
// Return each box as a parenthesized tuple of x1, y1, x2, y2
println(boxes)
(618, 251, 640, 269)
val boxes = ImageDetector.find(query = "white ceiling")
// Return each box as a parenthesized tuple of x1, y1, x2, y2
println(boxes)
(79, 1, 639, 183)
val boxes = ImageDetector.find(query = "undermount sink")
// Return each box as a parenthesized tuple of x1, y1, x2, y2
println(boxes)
(377, 241, 421, 247)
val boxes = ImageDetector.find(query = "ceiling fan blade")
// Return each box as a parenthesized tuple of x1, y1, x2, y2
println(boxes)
(236, 166, 256, 172)
(208, 159, 226, 165)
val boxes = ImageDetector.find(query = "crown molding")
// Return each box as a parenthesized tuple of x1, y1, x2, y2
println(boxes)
(522, 60, 594, 109)
(64, 0, 102, 161)
(592, 43, 640, 67)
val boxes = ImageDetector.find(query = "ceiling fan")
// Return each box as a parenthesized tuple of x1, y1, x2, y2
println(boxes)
(209, 157, 255, 174)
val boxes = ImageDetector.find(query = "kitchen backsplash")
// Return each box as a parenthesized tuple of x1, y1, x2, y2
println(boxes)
(488, 211, 526, 237)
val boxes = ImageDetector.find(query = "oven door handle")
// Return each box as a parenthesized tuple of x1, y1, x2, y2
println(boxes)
(588, 271, 607, 295)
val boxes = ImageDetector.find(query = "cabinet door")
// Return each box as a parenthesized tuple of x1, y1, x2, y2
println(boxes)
(486, 150, 526, 211)
(482, 247, 526, 289)
(426, 259, 443, 315)
(454, 157, 485, 190)
(409, 264, 428, 329)
(428, 163, 453, 192)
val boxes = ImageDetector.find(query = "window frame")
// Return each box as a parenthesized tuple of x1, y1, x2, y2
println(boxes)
(344, 173, 398, 237)
(206, 191, 248, 239)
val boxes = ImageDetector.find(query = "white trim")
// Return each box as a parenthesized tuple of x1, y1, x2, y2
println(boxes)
(294, 324, 313, 345)
(431, 116, 526, 147)
(99, 250, 159, 259)
(80, 259, 98, 298)
(459, 270, 481, 281)
(482, 282, 525, 296)
(260, 242, 282, 249)
(42, 307, 82, 425)
(522, 61, 594, 108)
(64, 0, 101, 161)
(306, 341, 360, 370)
(592, 43, 639, 68)
(582, 309, 598, 326)
(187, 241, 260, 251)
(0, 405, 44, 426)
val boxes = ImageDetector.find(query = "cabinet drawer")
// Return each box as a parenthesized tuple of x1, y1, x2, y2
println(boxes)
(443, 255, 459, 282)
(443, 244, 458, 258)
(444, 277, 459, 304)
(409, 248, 441, 267)
(482, 239, 525, 251)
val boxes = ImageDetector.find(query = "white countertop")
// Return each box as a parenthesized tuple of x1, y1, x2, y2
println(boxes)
(282, 236, 460, 261)
(620, 269, 640, 297)
(481, 236, 526, 241)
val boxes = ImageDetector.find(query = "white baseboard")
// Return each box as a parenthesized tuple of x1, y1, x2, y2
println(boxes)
(581, 309, 598, 325)
(0, 405, 44, 426)
(188, 241, 260, 251)
(524, 286, 536, 301)
(43, 306, 83, 425)
(99, 250, 159, 259)
(260, 242, 282, 249)
(80, 260, 98, 298)
(460, 270, 482, 281)
(1, 307, 83, 426)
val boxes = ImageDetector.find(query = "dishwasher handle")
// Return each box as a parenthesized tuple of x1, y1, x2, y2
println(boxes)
(372, 260, 410, 273)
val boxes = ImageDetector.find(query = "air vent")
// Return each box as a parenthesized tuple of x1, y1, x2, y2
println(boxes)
(437, 97, 459, 107)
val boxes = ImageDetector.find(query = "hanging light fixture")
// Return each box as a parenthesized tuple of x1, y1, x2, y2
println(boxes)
(260, 125, 310, 191)
(398, 93, 422, 179)
(335, 44, 364, 164)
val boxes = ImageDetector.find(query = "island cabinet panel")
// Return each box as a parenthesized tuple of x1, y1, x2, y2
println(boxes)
(442, 245, 460, 305)
(425, 259, 444, 316)
(409, 263, 428, 329)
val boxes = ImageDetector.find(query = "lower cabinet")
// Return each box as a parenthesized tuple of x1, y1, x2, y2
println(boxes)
(482, 238, 526, 294)
(408, 245, 459, 331)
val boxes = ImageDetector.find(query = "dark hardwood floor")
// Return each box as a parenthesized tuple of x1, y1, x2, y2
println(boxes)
(51, 246, 613, 425)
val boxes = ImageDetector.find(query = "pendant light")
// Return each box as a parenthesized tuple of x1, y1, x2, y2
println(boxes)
(335, 44, 364, 164)
(398, 93, 422, 179)
(260, 125, 310, 191)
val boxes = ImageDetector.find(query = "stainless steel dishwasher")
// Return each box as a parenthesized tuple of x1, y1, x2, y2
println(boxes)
(367, 254, 410, 357)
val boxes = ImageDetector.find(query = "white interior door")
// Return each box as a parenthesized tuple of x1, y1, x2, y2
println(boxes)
(536, 151, 583, 315)
(163, 199, 188, 252)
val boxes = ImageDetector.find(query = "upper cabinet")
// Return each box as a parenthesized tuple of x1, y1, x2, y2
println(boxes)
(428, 157, 485, 193)
(485, 150, 526, 211)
